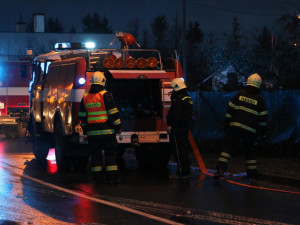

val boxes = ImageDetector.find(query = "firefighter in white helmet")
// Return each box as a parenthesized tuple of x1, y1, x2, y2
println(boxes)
(78, 71, 121, 184)
(167, 78, 194, 179)
(214, 73, 268, 182)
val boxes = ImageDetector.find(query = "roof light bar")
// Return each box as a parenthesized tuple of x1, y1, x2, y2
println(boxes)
(85, 42, 95, 49)
(54, 42, 96, 50)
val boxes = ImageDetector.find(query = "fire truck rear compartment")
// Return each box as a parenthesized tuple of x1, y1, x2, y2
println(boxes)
(110, 79, 170, 170)
(110, 79, 162, 131)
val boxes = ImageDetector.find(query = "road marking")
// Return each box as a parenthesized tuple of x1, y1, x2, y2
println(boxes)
(0, 160, 183, 225)
(68, 188, 293, 225)
(0, 160, 293, 225)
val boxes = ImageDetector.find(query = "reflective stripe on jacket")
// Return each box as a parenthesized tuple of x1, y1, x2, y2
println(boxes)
(78, 85, 121, 137)
(225, 86, 267, 134)
(83, 90, 108, 124)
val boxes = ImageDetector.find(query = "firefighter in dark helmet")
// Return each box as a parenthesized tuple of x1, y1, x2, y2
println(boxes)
(214, 73, 268, 182)
(78, 71, 121, 184)
(167, 78, 193, 179)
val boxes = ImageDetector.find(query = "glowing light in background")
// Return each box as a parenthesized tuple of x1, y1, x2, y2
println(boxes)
(0, 142, 5, 159)
(46, 148, 58, 174)
(74, 184, 97, 223)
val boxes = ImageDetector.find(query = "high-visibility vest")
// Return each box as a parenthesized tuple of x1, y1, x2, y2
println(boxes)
(83, 90, 108, 124)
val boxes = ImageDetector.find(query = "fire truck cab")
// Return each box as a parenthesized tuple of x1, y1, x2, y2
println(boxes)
(29, 37, 183, 170)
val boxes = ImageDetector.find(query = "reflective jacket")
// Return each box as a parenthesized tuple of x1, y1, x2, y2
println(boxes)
(224, 85, 267, 135)
(167, 88, 193, 129)
(78, 85, 121, 138)
(83, 90, 108, 124)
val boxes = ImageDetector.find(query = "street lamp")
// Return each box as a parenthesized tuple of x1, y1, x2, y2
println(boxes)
(296, 14, 300, 46)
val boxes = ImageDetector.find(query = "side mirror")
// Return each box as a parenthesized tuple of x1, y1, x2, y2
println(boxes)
(20, 64, 27, 79)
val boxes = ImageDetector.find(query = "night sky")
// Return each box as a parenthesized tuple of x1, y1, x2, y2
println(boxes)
(1, 0, 300, 37)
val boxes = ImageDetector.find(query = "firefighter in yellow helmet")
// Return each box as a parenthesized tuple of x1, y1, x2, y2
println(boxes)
(78, 71, 121, 184)
(214, 73, 268, 182)
(167, 78, 193, 179)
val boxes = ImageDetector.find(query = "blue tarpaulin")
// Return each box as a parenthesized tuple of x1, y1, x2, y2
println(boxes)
(190, 90, 300, 144)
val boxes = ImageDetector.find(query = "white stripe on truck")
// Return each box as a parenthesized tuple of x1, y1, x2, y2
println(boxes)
(0, 87, 29, 96)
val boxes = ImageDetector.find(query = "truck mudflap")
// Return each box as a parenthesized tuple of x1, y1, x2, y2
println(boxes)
(116, 131, 169, 144)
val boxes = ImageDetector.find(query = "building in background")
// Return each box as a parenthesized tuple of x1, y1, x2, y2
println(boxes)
(0, 13, 116, 60)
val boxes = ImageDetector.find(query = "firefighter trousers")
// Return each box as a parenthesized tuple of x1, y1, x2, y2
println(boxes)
(170, 126, 191, 176)
(216, 129, 257, 178)
(88, 136, 119, 183)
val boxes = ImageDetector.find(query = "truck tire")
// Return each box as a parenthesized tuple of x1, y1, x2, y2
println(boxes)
(72, 155, 90, 172)
(31, 121, 51, 162)
(54, 121, 71, 171)
(135, 143, 171, 171)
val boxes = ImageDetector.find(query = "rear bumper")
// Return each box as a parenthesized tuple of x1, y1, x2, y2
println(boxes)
(116, 131, 169, 144)
(74, 131, 170, 145)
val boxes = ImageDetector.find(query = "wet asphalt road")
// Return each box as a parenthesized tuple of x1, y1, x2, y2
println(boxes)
(0, 136, 299, 225)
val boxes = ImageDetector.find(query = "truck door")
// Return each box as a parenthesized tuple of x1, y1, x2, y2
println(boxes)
(31, 62, 47, 123)
(42, 61, 56, 132)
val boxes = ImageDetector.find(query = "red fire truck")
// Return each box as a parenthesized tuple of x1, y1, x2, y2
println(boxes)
(0, 60, 31, 138)
(29, 34, 183, 170)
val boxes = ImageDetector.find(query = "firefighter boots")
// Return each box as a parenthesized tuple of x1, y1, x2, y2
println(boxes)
(92, 172, 104, 184)
(106, 171, 119, 184)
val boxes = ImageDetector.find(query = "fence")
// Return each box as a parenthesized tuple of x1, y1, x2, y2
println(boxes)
(190, 90, 300, 145)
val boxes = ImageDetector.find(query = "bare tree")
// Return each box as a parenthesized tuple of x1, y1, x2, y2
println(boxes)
(46, 17, 64, 33)
(142, 29, 150, 49)
(82, 12, 113, 33)
(169, 14, 182, 52)
(150, 15, 169, 55)
(127, 18, 140, 41)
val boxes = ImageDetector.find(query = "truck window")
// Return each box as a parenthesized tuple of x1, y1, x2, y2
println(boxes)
(40, 61, 51, 74)
(110, 79, 162, 120)
(20, 64, 27, 79)
(32, 61, 51, 83)
(32, 62, 42, 82)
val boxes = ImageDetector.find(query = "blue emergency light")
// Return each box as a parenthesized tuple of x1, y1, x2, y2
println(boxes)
(54, 42, 96, 50)
(78, 78, 86, 85)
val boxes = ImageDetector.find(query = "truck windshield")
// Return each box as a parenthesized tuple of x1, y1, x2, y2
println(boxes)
(110, 79, 162, 120)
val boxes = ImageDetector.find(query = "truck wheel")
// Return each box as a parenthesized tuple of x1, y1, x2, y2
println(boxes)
(54, 121, 71, 171)
(31, 121, 51, 162)
(117, 146, 126, 171)
(72, 155, 90, 172)
(135, 143, 171, 171)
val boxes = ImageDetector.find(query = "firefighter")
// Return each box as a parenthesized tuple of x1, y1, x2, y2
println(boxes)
(214, 73, 268, 182)
(78, 71, 121, 184)
(167, 78, 193, 179)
